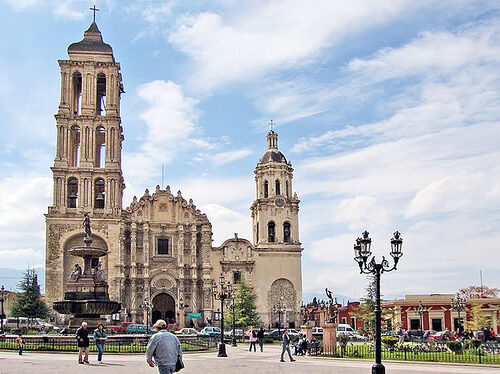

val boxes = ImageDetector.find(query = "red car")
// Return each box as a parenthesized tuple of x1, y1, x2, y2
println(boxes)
(430, 331, 455, 340)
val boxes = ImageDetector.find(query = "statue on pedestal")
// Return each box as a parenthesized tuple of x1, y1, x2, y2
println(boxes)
(69, 263, 82, 281)
(325, 288, 339, 324)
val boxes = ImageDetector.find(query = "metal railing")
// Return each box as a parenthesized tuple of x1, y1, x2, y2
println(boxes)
(0, 335, 216, 353)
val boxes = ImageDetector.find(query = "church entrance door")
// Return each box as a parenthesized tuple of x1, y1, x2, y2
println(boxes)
(152, 293, 176, 324)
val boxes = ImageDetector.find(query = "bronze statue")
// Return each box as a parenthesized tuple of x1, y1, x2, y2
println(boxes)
(83, 212, 91, 239)
(325, 287, 339, 324)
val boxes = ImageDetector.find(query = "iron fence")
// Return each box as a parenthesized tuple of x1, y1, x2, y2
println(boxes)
(0, 335, 216, 353)
(320, 340, 500, 365)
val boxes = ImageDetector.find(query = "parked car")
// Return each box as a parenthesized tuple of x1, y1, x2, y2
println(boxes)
(108, 321, 136, 334)
(126, 323, 156, 334)
(224, 329, 244, 337)
(166, 324, 180, 332)
(200, 326, 221, 336)
(265, 329, 299, 340)
(430, 331, 455, 340)
(176, 328, 200, 336)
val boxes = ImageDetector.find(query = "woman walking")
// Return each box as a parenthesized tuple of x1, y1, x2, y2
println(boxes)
(15, 334, 23, 355)
(93, 323, 107, 364)
(247, 329, 257, 352)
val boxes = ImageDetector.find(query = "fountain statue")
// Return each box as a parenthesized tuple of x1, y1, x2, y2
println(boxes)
(53, 213, 121, 329)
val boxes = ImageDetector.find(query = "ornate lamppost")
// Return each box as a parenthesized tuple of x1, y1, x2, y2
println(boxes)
(0, 285, 6, 331)
(139, 297, 153, 335)
(272, 297, 287, 340)
(212, 273, 232, 357)
(451, 295, 466, 332)
(413, 300, 429, 333)
(353, 230, 403, 374)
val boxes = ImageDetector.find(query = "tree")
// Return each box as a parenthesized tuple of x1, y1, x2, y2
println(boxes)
(352, 276, 391, 336)
(464, 304, 491, 331)
(457, 285, 498, 300)
(10, 268, 49, 325)
(225, 277, 261, 329)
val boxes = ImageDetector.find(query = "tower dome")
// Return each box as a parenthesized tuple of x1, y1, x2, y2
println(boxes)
(258, 130, 288, 164)
(68, 22, 114, 62)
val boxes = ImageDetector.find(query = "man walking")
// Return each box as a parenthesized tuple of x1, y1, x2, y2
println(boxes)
(76, 321, 90, 364)
(146, 319, 183, 374)
(280, 329, 295, 362)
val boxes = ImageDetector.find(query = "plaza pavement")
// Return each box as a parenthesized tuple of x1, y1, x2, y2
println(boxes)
(0, 344, 499, 374)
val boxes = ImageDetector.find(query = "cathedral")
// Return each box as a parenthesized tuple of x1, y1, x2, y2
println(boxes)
(45, 21, 303, 328)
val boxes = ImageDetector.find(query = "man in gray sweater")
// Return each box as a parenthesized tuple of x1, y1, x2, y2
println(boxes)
(146, 319, 183, 374)
(280, 329, 296, 362)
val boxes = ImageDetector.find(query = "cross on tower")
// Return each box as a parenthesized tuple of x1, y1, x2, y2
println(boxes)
(90, 4, 99, 23)
(269, 120, 275, 131)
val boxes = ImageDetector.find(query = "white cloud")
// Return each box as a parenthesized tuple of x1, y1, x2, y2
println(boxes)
(202, 203, 252, 246)
(210, 149, 253, 166)
(168, 0, 412, 91)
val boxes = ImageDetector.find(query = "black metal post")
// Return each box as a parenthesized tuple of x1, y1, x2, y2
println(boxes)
(278, 309, 281, 340)
(219, 294, 227, 357)
(0, 285, 5, 331)
(373, 266, 383, 374)
(231, 297, 237, 347)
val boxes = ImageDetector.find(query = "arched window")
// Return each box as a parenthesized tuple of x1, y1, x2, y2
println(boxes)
(275, 179, 280, 195)
(283, 222, 291, 243)
(268, 222, 275, 243)
(72, 72, 82, 115)
(264, 181, 269, 198)
(95, 126, 105, 167)
(69, 125, 80, 167)
(286, 181, 289, 198)
(96, 73, 106, 115)
(67, 178, 78, 208)
(94, 178, 105, 209)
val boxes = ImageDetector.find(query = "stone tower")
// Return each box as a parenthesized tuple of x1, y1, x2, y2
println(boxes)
(45, 21, 125, 317)
(249, 129, 303, 327)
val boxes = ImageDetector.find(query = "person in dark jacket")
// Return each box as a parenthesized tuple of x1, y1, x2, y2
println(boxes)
(257, 327, 265, 352)
(280, 329, 295, 362)
(93, 323, 107, 363)
(76, 321, 90, 364)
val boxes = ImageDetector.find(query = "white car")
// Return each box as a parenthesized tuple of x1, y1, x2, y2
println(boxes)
(175, 328, 200, 336)
(224, 329, 244, 337)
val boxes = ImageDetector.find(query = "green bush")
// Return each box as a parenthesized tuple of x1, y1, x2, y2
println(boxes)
(381, 336, 398, 348)
(263, 337, 274, 344)
(337, 334, 349, 348)
(446, 340, 462, 354)
(464, 339, 481, 349)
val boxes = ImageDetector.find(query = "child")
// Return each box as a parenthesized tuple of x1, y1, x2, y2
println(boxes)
(15, 334, 24, 355)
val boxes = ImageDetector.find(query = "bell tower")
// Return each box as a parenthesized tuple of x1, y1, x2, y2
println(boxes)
(50, 21, 124, 215)
(45, 19, 125, 314)
(251, 129, 301, 250)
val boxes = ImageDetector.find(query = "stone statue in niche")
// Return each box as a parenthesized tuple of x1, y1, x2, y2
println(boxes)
(69, 263, 82, 281)
(83, 212, 92, 239)
(93, 261, 106, 283)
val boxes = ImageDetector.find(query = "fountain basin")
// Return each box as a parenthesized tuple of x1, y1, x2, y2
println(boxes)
(53, 299, 121, 316)
(69, 246, 107, 257)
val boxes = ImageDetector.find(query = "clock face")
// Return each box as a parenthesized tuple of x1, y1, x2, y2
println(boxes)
(275, 197, 285, 207)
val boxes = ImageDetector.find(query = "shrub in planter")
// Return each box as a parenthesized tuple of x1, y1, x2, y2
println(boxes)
(446, 340, 462, 354)
(464, 339, 481, 349)
(381, 336, 398, 348)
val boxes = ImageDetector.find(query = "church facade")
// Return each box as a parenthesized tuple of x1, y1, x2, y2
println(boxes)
(45, 21, 303, 328)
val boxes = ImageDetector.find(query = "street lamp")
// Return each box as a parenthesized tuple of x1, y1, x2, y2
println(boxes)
(272, 297, 286, 340)
(0, 285, 6, 331)
(451, 295, 466, 332)
(139, 297, 153, 335)
(212, 273, 233, 357)
(353, 230, 403, 374)
(413, 301, 429, 333)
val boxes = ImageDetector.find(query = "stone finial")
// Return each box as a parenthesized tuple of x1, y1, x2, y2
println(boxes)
(234, 233, 239, 241)
(189, 198, 193, 205)
(156, 185, 160, 193)
(132, 196, 137, 203)
(177, 190, 182, 198)
(144, 188, 150, 197)
(166, 185, 171, 194)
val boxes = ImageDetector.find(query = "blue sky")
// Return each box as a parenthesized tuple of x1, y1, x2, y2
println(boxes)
(0, 0, 499, 299)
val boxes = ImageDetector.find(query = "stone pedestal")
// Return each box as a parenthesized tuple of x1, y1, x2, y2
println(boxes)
(300, 321, 314, 341)
(321, 322, 337, 356)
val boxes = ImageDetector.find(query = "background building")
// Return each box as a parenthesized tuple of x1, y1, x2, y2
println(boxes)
(45, 21, 303, 328)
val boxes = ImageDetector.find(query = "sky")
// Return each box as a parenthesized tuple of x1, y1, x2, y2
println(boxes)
(0, 0, 499, 300)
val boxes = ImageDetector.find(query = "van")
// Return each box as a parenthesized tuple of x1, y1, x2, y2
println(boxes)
(336, 324, 355, 335)
(4, 317, 29, 330)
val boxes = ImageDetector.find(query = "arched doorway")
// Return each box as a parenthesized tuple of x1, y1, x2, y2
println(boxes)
(152, 293, 176, 324)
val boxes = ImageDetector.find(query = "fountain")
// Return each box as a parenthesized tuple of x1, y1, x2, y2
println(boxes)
(53, 213, 121, 329)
